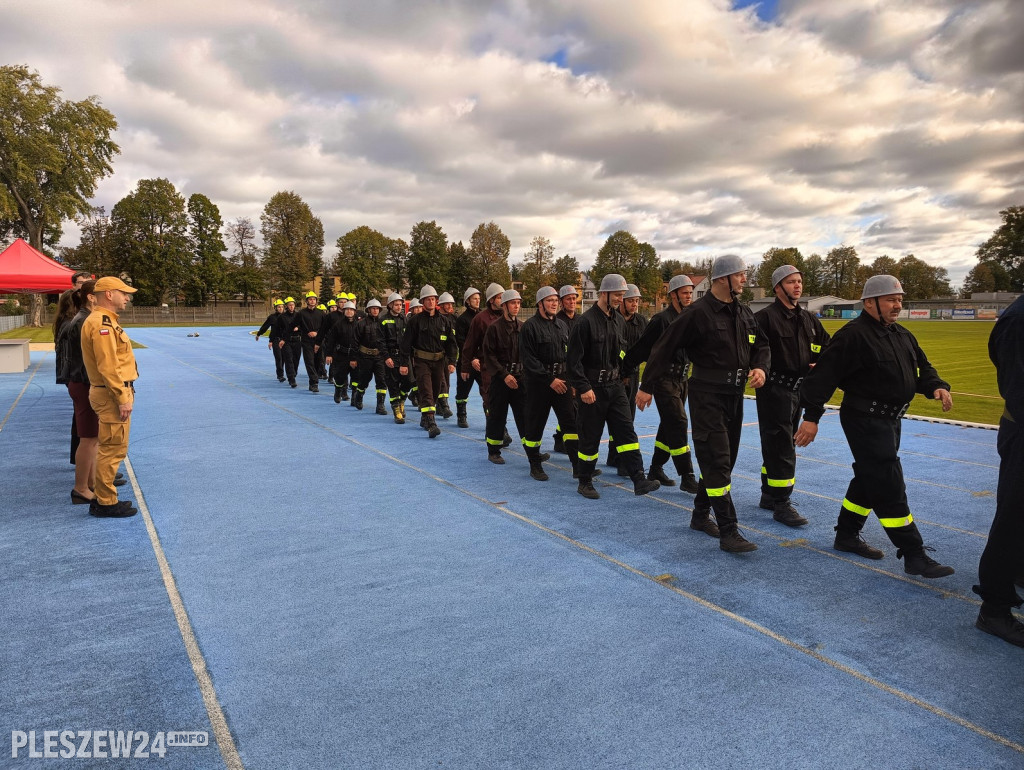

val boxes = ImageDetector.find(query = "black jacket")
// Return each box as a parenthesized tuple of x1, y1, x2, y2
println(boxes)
(989, 294, 1024, 422)
(57, 308, 91, 385)
(400, 309, 457, 366)
(322, 314, 359, 359)
(482, 315, 522, 380)
(754, 299, 830, 380)
(520, 313, 569, 382)
(257, 311, 283, 341)
(623, 305, 687, 374)
(567, 304, 627, 392)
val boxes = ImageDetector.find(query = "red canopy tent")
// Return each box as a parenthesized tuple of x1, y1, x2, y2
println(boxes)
(0, 239, 77, 293)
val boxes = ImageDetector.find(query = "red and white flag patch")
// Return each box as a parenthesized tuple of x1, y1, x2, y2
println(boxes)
(99, 329, 110, 335)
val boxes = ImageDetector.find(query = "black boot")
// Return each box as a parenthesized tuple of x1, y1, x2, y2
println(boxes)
(577, 479, 600, 499)
(772, 498, 808, 527)
(488, 451, 505, 464)
(529, 460, 549, 481)
(438, 397, 453, 419)
(689, 508, 720, 538)
(976, 610, 1024, 647)
(502, 429, 512, 448)
(427, 414, 441, 438)
(758, 493, 775, 510)
(679, 473, 700, 494)
(420, 410, 429, 430)
(833, 527, 884, 560)
(898, 547, 954, 578)
(715, 498, 757, 552)
(376, 393, 388, 415)
(339, 386, 348, 401)
(409, 390, 420, 408)
(648, 464, 675, 486)
(457, 402, 469, 428)
(631, 472, 660, 497)
(334, 386, 343, 404)
(352, 389, 364, 410)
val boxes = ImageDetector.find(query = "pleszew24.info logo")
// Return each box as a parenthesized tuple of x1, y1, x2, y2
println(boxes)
(11, 730, 209, 759)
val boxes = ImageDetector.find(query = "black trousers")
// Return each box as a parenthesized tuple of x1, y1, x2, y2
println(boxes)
(756, 384, 801, 500)
(355, 355, 387, 396)
(689, 388, 745, 528)
(974, 416, 1024, 612)
(486, 376, 526, 453)
(271, 341, 284, 379)
(575, 382, 642, 480)
(385, 364, 415, 402)
(456, 368, 482, 406)
(300, 339, 319, 387)
(415, 358, 446, 412)
(523, 376, 578, 464)
(608, 374, 640, 461)
(835, 408, 923, 553)
(648, 376, 695, 477)
(282, 339, 301, 382)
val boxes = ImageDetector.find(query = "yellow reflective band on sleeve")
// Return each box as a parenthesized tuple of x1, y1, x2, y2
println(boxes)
(655, 440, 670, 452)
(767, 477, 795, 488)
(382, 319, 395, 325)
(523, 439, 542, 448)
(810, 343, 821, 353)
(440, 335, 448, 340)
(879, 513, 914, 528)
(563, 433, 579, 441)
(619, 350, 625, 359)
(486, 437, 505, 446)
(578, 451, 599, 462)
(669, 445, 689, 456)
(706, 484, 731, 497)
(615, 443, 640, 453)
(842, 498, 871, 517)
(376, 389, 387, 395)
(748, 334, 756, 344)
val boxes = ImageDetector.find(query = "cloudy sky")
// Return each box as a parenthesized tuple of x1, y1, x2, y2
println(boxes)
(3, 0, 1022, 284)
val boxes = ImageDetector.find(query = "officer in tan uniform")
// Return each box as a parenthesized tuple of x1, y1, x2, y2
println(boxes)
(81, 276, 139, 518)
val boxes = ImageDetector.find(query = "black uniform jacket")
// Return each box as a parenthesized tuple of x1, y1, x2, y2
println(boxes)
(642, 293, 770, 395)
(989, 294, 1024, 422)
(380, 310, 407, 360)
(461, 307, 501, 373)
(623, 305, 685, 373)
(482, 315, 522, 380)
(256, 311, 282, 341)
(618, 311, 647, 375)
(354, 314, 386, 355)
(567, 304, 627, 393)
(57, 308, 92, 384)
(292, 307, 325, 338)
(322, 314, 358, 359)
(520, 313, 569, 383)
(455, 306, 478, 364)
(800, 311, 948, 423)
(754, 299, 831, 379)
(273, 310, 298, 340)
(400, 309, 458, 367)
(556, 309, 578, 332)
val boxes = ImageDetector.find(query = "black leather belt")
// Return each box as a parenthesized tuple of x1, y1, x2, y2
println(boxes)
(503, 362, 523, 375)
(842, 393, 909, 419)
(667, 362, 690, 379)
(585, 368, 619, 384)
(546, 362, 566, 375)
(690, 366, 748, 387)
(768, 369, 804, 392)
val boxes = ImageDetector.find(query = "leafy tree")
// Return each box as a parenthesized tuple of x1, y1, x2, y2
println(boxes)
(802, 253, 828, 295)
(60, 206, 114, 277)
(385, 238, 409, 295)
(0, 64, 119, 323)
(225, 217, 264, 306)
(974, 206, 1024, 291)
(632, 242, 662, 303)
(896, 255, 952, 300)
(865, 255, 899, 277)
(184, 193, 227, 306)
(407, 220, 449, 290)
(446, 240, 471, 299)
(467, 221, 512, 290)
(591, 230, 641, 287)
(260, 191, 324, 298)
(752, 247, 804, 293)
(961, 260, 1008, 297)
(824, 245, 860, 299)
(333, 226, 391, 302)
(518, 236, 555, 294)
(551, 254, 580, 290)
(109, 178, 191, 306)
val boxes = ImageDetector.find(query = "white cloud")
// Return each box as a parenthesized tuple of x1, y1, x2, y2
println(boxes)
(3, 0, 1022, 284)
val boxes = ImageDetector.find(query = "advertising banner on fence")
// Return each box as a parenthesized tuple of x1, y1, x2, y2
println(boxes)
(908, 309, 931, 320)
(977, 309, 998, 320)
(952, 308, 976, 319)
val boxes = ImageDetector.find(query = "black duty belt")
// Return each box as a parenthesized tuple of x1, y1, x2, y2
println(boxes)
(842, 393, 909, 419)
(358, 345, 380, 356)
(585, 367, 620, 384)
(690, 366, 748, 387)
(546, 362, 566, 376)
(767, 369, 805, 392)
(503, 362, 523, 375)
(414, 349, 445, 362)
(667, 362, 691, 379)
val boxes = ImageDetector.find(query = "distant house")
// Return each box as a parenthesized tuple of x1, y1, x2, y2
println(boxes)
(749, 294, 852, 317)
(658, 274, 708, 310)
(580, 273, 596, 304)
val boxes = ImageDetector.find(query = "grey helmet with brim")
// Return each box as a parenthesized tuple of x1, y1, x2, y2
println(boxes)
(536, 286, 558, 305)
(861, 275, 904, 300)
(597, 273, 628, 292)
(711, 254, 746, 280)
(668, 274, 694, 293)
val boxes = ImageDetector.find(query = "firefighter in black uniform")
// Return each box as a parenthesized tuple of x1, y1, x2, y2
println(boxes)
(352, 298, 389, 414)
(274, 297, 300, 388)
(797, 274, 954, 578)
(623, 274, 700, 495)
(639, 255, 769, 553)
(322, 300, 349, 398)
(256, 299, 286, 381)
(568, 273, 660, 500)
(521, 286, 576, 482)
(607, 283, 647, 475)
(974, 292, 1024, 646)
(754, 265, 831, 527)
(324, 301, 359, 402)
(290, 291, 325, 392)
(400, 285, 458, 438)
(454, 287, 482, 428)
(482, 290, 530, 465)
(436, 292, 457, 419)
(381, 292, 412, 423)
(552, 284, 580, 453)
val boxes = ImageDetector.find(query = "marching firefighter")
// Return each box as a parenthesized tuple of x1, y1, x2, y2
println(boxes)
(274, 297, 300, 388)
(567, 273, 660, 500)
(552, 284, 580, 453)
(381, 292, 412, 423)
(436, 292, 457, 419)
(352, 298, 389, 414)
(400, 285, 458, 438)
(289, 291, 325, 392)
(256, 298, 286, 381)
(638, 255, 769, 553)
(461, 283, 511, 446)
(754, 265, 831, 527)
(323, 301, 359, 403)
(481, 289, 529, 465)
(454, 287, 482, 428)
(797, 274, 955, 578)
(623, 274, 700, 495)
(521, 286, 576, 482)
(608, 283, 647, 475)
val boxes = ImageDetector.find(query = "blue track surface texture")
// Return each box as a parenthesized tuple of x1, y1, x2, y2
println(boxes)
(1, 326, 1020, 769)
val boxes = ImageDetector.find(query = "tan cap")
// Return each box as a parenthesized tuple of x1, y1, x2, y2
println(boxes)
(94, 276, 137, 293)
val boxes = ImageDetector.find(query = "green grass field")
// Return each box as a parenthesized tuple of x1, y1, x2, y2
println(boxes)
(0, 325, 146, 348)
